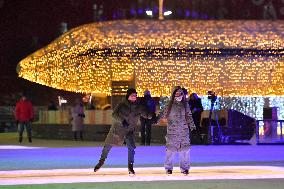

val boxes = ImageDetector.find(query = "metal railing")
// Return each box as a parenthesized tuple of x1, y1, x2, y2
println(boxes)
(256, 120, 284, 144)
(0, 106, 45, 132)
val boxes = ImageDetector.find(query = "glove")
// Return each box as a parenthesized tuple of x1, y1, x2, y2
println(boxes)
(78, 114, 85, 118)
(122, 120, 129, 128)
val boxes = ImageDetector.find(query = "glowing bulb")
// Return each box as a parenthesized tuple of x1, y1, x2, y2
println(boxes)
(146, 10, 153, 16)
(164, 11, 172, 16)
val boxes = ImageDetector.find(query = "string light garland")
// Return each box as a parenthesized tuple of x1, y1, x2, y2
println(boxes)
(17, 20, 284, 97)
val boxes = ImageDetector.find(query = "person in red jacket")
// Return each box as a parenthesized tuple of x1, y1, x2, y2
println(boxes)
(15, 93, 34, 143)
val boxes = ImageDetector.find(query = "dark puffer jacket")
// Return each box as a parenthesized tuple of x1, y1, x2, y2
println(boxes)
(104, 99, 149, 146)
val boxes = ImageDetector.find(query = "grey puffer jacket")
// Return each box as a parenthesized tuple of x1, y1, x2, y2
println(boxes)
(104, 99, 149, 146)
(158, 100, 196, 151)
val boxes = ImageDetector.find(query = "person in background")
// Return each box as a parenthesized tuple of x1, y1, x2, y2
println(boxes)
(140, 90, 156, 146)
(188, 92, 204, 140)
(156, 86, 196, 175)
(15, 93, 34, 144)
(71, 98, 85, 141)
(48, 101, 58, 111)
(94, 88, 152, 175)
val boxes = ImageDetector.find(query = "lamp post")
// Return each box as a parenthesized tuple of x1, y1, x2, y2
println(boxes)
(146, 0, 171, 20)
(159, 0, 164, 20)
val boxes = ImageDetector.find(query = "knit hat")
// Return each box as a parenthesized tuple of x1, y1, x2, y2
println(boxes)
(126, 88, 137, 99)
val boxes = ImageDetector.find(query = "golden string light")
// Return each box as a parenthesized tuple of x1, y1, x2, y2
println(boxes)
(17, 20, 284, 97)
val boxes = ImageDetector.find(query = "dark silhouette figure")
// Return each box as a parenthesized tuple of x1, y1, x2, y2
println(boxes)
(188, 93, 204, 143)
(140, 90, 156, 146)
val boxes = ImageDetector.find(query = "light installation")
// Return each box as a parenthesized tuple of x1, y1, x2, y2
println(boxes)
(17, 20, 284, 120)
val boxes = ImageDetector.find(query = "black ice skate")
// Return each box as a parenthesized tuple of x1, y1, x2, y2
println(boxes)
(94, 158, 105, 172)
(128, 162, 135, 176)
(166, 169, 173, 175)
(181, 170, 189, 175)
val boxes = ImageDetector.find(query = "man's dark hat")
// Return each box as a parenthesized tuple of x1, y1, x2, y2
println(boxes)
(126, 88, 137, 99)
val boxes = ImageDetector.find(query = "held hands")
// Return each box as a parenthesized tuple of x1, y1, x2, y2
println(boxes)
(122, 120, 129, 128)
(189, 123, 196, 131)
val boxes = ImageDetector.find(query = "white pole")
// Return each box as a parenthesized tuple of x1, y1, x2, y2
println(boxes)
(159, 0, 164, 20)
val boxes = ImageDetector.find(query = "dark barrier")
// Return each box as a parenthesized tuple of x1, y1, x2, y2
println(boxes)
(196, 109, 256, 144)
(32, 124, 167, 144)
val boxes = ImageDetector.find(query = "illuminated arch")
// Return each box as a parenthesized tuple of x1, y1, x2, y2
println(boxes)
(17, 20, 284, 96)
